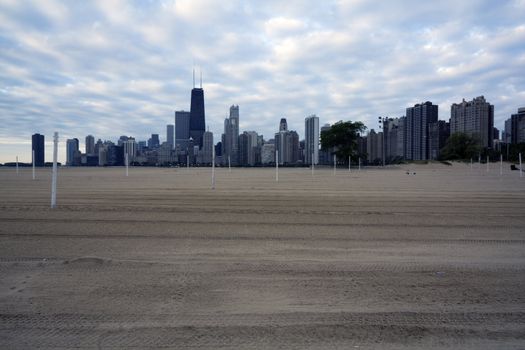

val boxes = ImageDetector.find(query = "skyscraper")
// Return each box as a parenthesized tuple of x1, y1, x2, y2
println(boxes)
(304, 115, 319, 165)
(383, 118, 404, 163)
(275, 118, 299, 165)
(85, 135, 95, 155)
(175, 110, 191, 151)
(367, 129, 383, 164)
(66, 138, 79, 166)
(279, 118, 288, 132)
(123, 138, 137, 162)
(189, 71, 206, 148)
(148, 134, 160, 149)
(201, 131, 214, 164)
(166, 124, 174, 150)
(450, 96, 494, 148)
(261, 142, 275, 165)
(31, 133, 45, 166)
(503, 107, 525, 144)
(223, 105, 239, 166)
(405, 101, 438, 160)
(239, 131, 259, 166)
(428, 120, 450, 160)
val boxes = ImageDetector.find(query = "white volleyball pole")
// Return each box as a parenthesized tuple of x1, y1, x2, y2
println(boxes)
(211, 148, 215, 190)
(32, 150, 35, 180)
(51, 132, 58, 208)
(470, 158, 473, 171)
(16, 156, 19, 175)
(187, 155, 189, 169)
(500, 154, 503, 176)
(358, 157, 361, 171)
(333, 154, 336, 176)
(478, 155, 481, 169)
(125, 153, 129, 177)
(486, 155, 489, 172)
(228, 155, 231, 172)
(348, 155, 351, 172)
(275, 150, 279, 182)
(311, 153, 314, 177)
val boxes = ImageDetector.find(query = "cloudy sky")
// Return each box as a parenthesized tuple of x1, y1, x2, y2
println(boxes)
(1, 0, 524, 163)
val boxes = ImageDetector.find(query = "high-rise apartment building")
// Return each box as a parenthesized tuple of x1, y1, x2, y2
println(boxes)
(261, 142, 275, 165)
(31, 133, 45, 166)
(123, 138, 137, 162)
(95, 139, 104, 156)
(239, 131, 259, 166)
(367, 130, 383, 164)
(85, 135, 95, 155)
(175, 110, 191, 151)
(189, 73, 206, 148)
(405, 101, 438, 160)
(450, 96, 494, 148)
(166, 124, 174, 149)
(223, 105, 240, 166)
(305, 115, 319, 165)
(503, 107, 525, 144)
(66, 138, 79, 166)
(428, 120, 450, 160)
(148, 134, 160, 149)
(275, 119, 299, 165)
(383, 118, 404, 163)
(201, 131, 214, 164)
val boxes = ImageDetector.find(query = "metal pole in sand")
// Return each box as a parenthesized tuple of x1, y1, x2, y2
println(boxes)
(348, 156, 351, 172)
(275, 150, 279, 182)
(32, 150, 35, 180)
(358, 157, 361, 171)
(486, 155, 489, 172)
(228, 155, 231, 172)
(211, 148, 215, 190)
(311, 153, 314, 177)
(500, 154, 503, 176)
(51, 132, 58, 208)
(478, 154, 481, 169)
(333, 154, 336, 176)
(470, 158, 473, 171)
(187, 155, 189, 170)
(519, 152, 523, 177)
(125, 153, 129, 177)
(16, 156, 19, 175)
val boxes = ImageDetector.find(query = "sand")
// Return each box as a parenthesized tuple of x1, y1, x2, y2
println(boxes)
(0, 163, 524, 349)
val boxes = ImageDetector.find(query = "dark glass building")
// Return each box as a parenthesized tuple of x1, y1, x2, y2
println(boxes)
(32, 133, 45, 166)
(189, 87, 205, 148)
(175, 110, 191, 151)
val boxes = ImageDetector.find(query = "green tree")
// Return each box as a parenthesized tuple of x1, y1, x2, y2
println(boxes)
(320, 121, 366, 161)
(439, 132, 480, 160)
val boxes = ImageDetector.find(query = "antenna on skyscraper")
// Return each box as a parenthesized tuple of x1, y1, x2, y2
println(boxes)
(200, 69, 202, 89)
(192, 68, 195, 88)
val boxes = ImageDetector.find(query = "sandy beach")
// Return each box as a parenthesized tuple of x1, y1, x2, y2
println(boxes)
(1, 163, 524, 349)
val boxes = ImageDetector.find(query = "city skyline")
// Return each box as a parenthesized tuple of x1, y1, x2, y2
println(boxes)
(1, 1, 524, 163)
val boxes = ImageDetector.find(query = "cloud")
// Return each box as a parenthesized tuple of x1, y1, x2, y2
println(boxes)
(0, 0, 524, 163)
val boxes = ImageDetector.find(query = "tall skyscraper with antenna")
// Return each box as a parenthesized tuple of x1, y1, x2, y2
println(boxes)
(189, 69, 206, 148)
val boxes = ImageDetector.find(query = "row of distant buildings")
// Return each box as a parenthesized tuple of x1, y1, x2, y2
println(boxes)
(29, 78, 525, 167)
(362, 96, 495, 165)
(361, 98, 525, 165)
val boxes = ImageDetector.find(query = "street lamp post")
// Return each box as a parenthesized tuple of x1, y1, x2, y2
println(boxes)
(378, 117, 386, 166)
